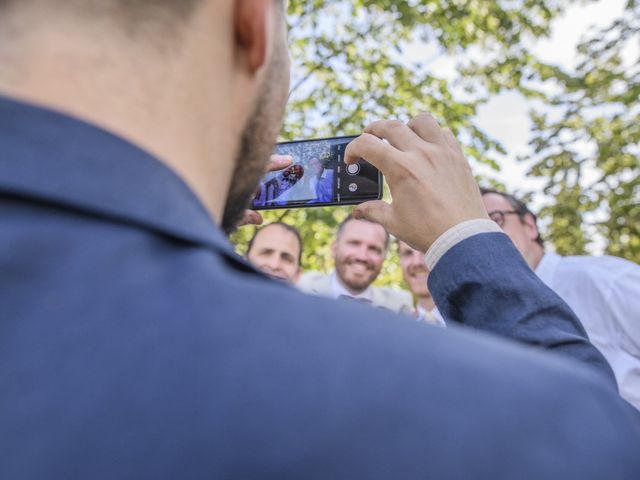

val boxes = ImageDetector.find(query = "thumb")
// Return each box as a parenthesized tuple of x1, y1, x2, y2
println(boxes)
(267, 154, 293, 172)
(354, 200, 395, 230)
(240, 210, 263, 227)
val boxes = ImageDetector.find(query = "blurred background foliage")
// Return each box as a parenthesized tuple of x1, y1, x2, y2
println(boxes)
(232, 0, 639, 289)
(467, 0, 639, 261)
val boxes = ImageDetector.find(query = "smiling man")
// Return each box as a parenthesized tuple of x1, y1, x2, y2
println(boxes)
(298, 215, 413, 312)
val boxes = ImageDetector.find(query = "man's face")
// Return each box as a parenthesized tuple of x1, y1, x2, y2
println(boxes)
(247, 224, 301, 283)
(333, 219, 387, 293)
(222, 8, 290, 233)
(482, 193, 537, 258)
(397, 240, 431, 300)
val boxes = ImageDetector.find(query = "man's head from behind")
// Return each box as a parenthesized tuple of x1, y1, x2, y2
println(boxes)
(223, 0, 290, 233)
(0, 0, 290, 235)
(332, 215, 389, 295)
(481, 189, 544, 268)
(246, 222, 302, 283)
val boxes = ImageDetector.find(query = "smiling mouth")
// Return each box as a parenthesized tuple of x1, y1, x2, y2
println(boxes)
(348, 263, 370, 274)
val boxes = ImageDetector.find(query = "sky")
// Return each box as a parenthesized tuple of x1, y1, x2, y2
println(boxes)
(290, 0, 632, 253)
(474, 0, 628, 199)
(397, 0, 631, 252)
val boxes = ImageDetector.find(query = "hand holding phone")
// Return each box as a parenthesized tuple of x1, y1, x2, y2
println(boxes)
(346, 114, 489, 253)
(251, 136, 383, 210)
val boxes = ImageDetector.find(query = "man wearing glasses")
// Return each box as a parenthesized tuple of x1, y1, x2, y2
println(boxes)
(482, 188, 640, 411)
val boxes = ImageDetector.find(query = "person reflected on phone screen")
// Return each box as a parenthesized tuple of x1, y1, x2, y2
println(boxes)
(306, 156, 334, 204)
(252, 163, 305, 207)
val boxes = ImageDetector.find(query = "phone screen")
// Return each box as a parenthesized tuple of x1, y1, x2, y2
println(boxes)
(251, 136, 382, 210)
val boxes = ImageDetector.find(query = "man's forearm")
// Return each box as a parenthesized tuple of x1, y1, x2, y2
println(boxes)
(429, 232, 617, 389)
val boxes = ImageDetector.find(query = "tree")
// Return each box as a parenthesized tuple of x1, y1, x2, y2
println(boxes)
(472, 0, 639, 262)
(233, 0, 633, 288)
(531, 0, 639, 262)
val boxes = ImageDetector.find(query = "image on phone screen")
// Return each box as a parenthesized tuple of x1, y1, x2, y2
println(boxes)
(251, 136, 382, 210)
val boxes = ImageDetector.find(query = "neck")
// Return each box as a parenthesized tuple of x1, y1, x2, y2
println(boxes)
(0, 14, 239, 223)
(418, 295, 436, 312)
(526, 244, 545, 271)
(336, 274, 368, 297)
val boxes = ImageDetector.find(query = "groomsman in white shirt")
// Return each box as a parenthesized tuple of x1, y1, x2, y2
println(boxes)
(297, 215, 413, 313)
(482, 188, 640, 410)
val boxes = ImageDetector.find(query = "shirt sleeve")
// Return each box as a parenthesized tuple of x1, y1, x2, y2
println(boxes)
(424, 219, 502, 271)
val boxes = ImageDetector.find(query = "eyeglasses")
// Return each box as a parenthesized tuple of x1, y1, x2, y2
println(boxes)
(488, 210, 520, 227)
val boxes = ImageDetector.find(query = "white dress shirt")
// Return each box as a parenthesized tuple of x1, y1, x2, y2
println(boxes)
(330, 272, 374, 303)
(536, 251, 640, 410)
(416, 305, 446, 327)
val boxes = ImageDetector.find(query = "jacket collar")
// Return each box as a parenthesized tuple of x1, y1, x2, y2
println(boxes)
(0, 95, 251, 268)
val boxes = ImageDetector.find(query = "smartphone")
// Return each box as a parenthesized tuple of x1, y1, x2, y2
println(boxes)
(251, 135, 383, 210)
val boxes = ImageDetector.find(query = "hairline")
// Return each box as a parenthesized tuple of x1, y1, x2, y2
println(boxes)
(247, 222, 303, 266)
(337, 215, 390, 251)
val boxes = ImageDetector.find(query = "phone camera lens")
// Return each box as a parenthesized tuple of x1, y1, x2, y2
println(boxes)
(348, 183, 358, 193)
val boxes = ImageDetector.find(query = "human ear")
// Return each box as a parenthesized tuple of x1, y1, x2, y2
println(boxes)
(523, 213, 540, 241)
(233, 0, 271, 72)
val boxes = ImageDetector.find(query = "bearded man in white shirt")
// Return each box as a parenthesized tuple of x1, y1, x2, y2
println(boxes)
(482, 188, 640, 410)
(298, 215, 413, 313)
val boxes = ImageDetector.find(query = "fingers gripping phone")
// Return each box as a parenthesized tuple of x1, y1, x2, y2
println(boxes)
(251, 136, 383, 210)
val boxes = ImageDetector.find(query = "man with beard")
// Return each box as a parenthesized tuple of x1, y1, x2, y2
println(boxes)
(297, 216, 413, 312)
(1, 1, 639, 478)
(397, 240, 446, 326)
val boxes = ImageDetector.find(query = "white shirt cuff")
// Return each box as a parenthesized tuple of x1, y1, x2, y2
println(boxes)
(424, 219, 502, 271)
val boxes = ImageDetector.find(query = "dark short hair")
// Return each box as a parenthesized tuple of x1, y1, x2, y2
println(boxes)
(0, 1, 202, 35)
(246, 222, 303, 266)
(480, 188, 544, 247)
(337, 214, 390, 250)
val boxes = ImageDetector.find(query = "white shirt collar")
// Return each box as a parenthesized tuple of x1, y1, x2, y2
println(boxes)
(416, 305, 446, 327)
(330, 271, 373, 301)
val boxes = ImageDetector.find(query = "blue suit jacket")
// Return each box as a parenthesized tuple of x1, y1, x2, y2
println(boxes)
(1, 97, 639, 479)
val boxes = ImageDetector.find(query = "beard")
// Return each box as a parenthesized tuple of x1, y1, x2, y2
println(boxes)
(335, 256, 381, 294)
(222, 44, 289, 235)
